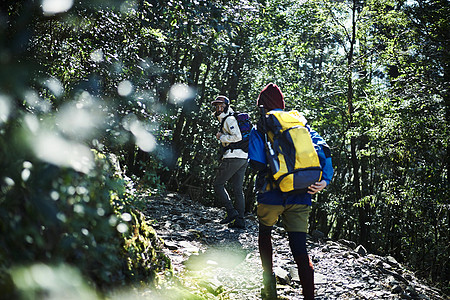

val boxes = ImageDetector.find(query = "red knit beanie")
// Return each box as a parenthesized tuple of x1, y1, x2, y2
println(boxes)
(257, 83, 285, 111)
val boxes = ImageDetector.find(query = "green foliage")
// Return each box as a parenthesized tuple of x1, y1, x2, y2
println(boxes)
(0, 1, 173, 297)
(248, 0, 448, 292)
(119, 207, 172, 286)
(0, 0, 448, 295)
(9, 263, 99, 300)
(0, 126, 171, 296)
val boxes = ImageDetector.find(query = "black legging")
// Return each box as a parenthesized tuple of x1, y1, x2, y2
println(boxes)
(258, 223, 308, 272)
(258, 223, 314, 299)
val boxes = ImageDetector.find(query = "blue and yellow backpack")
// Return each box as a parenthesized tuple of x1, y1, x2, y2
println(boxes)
(262, 110, 322, 193)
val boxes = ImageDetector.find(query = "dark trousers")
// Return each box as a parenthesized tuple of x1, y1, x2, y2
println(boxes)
(213, 158, 248, 218)
(259, 225, 315, 299)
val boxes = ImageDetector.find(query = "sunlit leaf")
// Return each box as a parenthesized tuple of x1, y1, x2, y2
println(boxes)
(56, 101, 105, 140)
(42, 0, 74, 15)
(117, 80, 134, 96)
(0, 95, 11, 124)
(32, 131, 94, 174)
(90, 49, 104, 63)
(168, 83, 196, 105)
(130, 120, 156, 152)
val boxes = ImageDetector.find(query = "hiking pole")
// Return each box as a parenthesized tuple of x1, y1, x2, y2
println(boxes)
(259, 105, 274, 156)
(259, 105, 279, 173)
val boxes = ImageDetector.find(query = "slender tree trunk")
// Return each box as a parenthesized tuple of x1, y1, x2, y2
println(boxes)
(190, 48, 203, 85)
(332, 215, 344, 240)
(227, 51, 241, 101)
(199, 59, 211, 106)
(347, 0, 367, 247)
(170, 46, 206, 187)
(222, 50, 235, 93)
(445, 65, 450, 186)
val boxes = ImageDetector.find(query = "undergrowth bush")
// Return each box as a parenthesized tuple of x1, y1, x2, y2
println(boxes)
(0, 117, 171, 298)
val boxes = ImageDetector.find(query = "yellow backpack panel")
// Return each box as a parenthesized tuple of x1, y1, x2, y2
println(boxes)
(265, 110, 322, 193)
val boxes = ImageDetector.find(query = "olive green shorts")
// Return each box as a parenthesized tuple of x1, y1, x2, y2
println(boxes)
(257, 204, 312, 232)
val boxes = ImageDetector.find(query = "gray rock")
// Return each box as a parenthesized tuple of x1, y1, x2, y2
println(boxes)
(405, 285, 419, 298)
(141, 192, 446, 300)
(312, 229, 325, 239)
(274, 266, 291, 285)
(355, 245, 367, 256)
(289, 266, 299, 281)
(315, 273, 327, 285)
(338, 239, 357, 249)
(392, 284, 403, 294)
(199, 278, 223, 295)
(199, 217, 209, 224)
(386, 255, 400, 267)
(164, 240, 178, 250)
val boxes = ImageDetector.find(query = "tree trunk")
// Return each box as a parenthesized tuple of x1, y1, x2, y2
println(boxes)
(445, 65, 450, 186)
(226, 48, 243, 101)
(190, 48, 203, 85)
(347, 0, 367, 247)
(170, 46, 206, 188)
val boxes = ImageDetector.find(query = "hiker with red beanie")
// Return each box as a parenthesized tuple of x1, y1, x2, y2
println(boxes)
(248, 83, 334, 299)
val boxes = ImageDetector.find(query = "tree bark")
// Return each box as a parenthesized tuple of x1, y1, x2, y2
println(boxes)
(347, 0, 367, 247)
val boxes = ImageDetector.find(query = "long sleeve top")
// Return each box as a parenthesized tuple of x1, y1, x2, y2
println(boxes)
(216, 107, 248, 159)
(248, 109, 333, 206)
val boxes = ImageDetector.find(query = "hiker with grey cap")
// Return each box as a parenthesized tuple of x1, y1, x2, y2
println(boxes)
(211, 95, 248, 229)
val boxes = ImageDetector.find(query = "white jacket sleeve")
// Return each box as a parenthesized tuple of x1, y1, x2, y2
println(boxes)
(220, 116, 242, 145)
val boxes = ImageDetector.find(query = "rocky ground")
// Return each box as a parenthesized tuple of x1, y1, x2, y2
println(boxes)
(135, 192, 447, 300)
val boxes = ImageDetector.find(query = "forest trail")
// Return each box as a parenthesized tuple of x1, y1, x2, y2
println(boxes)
(137, 192, 446, 300)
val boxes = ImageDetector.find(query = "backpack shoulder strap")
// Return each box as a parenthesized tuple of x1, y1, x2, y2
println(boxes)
(256, 115, 267, 134)
(220, 112, 235, 132)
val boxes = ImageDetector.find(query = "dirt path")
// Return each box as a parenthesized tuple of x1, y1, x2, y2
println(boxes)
(138, 192, 446, 300)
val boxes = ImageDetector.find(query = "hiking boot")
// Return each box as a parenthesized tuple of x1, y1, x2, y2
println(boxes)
(220, 210, 238, 224)
(228, 217, 245, 229)
(261, 271, 277, 300)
